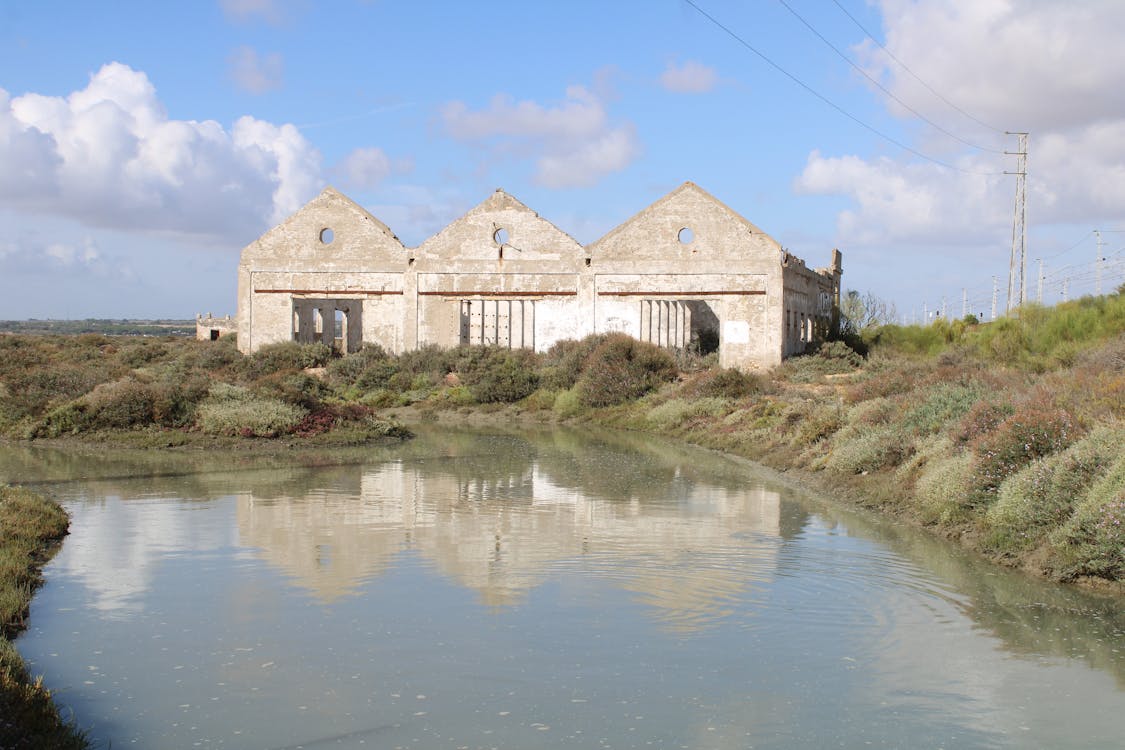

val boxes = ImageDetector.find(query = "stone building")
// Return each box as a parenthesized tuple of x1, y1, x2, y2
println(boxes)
(236, 182, 841, 371)
(195, 313, 236, 341)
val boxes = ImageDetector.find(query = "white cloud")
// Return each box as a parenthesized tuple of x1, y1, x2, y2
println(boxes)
(0, 62, 323, 240)
(859, 0, 1125, 133)
(440, 83, 641, 188)
(332, 146, 414, 190)
(219, 0, 286, 25)
(659, 60, 718, 94)
(795, 151, 1005, 245)
(228, 46, 284, 94)
(798, 1, 1125, 251)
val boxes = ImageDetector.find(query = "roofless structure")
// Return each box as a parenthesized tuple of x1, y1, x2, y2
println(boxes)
(236, 182, 842, 371)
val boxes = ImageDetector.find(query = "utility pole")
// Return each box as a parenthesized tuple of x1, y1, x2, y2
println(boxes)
(1095, 229, 1104, 296)
(962, 288, 968, 318)
(1037, 258, 1043, 303)
(1063, 277, 1069, 302)
(991, 276, 998, 320)
(922, 302, 928, 322)
(1005, 132, 1029, 312)
(941, 295, 947, 319)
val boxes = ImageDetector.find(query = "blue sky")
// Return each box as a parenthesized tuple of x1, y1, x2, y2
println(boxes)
(2, 0, 1124, 322)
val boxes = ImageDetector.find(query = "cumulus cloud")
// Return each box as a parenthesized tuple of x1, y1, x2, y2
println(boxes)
(659, 60, 718, 94)
(798, 0, 1125, 251)
(796, 151, 1006, 245)
(228, 46, 284, 94)
(0, 62, 322, 240)
(440, 83, 641, 188)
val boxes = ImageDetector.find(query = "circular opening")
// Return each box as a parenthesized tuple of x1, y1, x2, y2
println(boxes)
(493, 227, 510, 246)
(319, 228, 335, 245)
(677, 227, 694, 245)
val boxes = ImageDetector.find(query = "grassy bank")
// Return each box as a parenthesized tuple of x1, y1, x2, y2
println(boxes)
(0, 486, 88, 749)
(1, 293, 1122, 588)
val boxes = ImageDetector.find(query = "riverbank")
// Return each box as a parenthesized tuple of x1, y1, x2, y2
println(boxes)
(0, 486, 88, 749)
(2, 293, 1122, 589)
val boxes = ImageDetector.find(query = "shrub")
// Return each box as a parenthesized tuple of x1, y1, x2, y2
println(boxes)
(688, 367, 766, 399)
(243, 342, 334, 378)
(899, 382, 986, 435)
(647, 397, 731, 431)
(915, 452, 976, 524)
(553, 388, 583, 419)
(985, 426, 1124, 553)
(540, 335, 609, 391)
(324, 344, 389, 386)
(975, 317, 1029, 364)
(461, 348, 540, 403)
(954, 399, 1015, 445)
(197, 384, 306, 437)
(576, 334, 677, 407)
(1049, 454, 1125, 580)
(823, 424, 910, 474)
(968, 400, 1080, 507)
(251, 371, 331, 409)
(786, 402, 844, 448)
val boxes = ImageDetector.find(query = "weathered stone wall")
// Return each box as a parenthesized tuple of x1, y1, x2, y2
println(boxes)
(235, 182, 841, 371)
(195, 314, 236, 341)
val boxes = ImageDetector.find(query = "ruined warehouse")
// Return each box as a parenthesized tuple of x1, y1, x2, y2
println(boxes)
(236, 182, 842, 371)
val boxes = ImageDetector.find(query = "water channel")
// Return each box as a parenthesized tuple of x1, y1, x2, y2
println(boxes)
(5, 425, 1125, 749)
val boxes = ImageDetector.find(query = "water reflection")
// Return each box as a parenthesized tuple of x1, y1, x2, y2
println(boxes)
(8, 426, 1125, 749)
(237, 455, 781, 631)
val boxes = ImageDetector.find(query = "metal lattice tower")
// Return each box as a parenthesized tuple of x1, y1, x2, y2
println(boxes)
(1005, 132, 1029, 312)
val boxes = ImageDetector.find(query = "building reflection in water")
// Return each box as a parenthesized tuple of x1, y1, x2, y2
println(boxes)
(236, 456, 782, 631)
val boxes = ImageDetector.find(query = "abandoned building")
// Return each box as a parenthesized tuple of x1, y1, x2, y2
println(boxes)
(236, 182, 842, 371)
(195, 313, 236, 341)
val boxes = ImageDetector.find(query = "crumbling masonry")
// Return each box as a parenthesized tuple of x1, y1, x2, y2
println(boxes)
(237, 182, 842, 371)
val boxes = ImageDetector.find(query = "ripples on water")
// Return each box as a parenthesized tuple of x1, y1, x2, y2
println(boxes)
(6, 427, 1125, 749)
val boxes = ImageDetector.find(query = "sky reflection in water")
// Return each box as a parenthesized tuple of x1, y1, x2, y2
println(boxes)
(10, 426, 1125, 749)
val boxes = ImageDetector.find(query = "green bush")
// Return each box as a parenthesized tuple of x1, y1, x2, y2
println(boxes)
(197, 384, 306, 437)
(824, 424, 910, 474)
(576, 334, 677, 407)
(985, 426, 1123, 553)
(900, 381, 986, 435)
(1050, 454, 1125, 580)
(243, 342, 334, 378)
(325, 344, 389, 386)
(647, 397, 731, 431)
(460, 348, 540, 403)
(553, 388, 583, 418)
(251, 371, 331, 409)
(915, 451, 976, 524)
(540, 336, 608, 391)
(689, 367, 766, 399)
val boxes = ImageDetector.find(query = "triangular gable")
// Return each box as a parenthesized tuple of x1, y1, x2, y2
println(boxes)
(241, 186, 405, 266)
(416, 189, 584, 262)
(588, 182, 782, 261)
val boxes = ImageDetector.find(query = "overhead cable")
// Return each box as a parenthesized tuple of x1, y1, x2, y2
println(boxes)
(778, 0, 1004, 154)
(681, 0, 1005, 176)
(829, 0, 1005, 135)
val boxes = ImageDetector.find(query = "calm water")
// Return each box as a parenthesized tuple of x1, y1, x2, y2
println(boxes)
(6, 426, 1125, 749)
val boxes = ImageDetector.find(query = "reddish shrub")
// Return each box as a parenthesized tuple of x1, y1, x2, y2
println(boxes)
(968, 401, 1081, 506)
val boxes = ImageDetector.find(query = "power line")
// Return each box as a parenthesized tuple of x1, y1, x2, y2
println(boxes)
(681, 0, 1005, 176)
(777, 0, 1004, 154)
(829, 0, 1005, 135)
